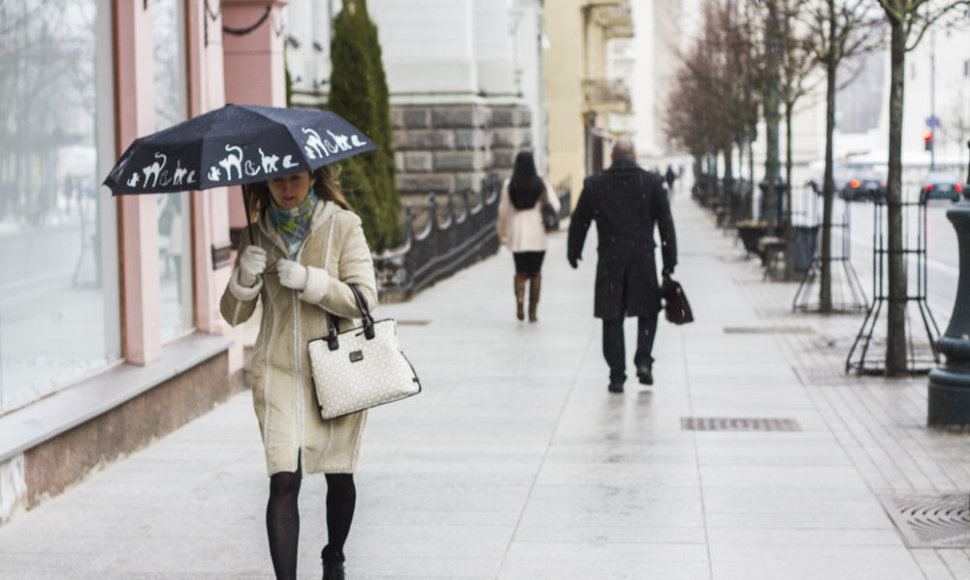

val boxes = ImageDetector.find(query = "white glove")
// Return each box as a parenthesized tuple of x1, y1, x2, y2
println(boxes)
(238, 246, 267, 287)
(276, 259, 309, 291)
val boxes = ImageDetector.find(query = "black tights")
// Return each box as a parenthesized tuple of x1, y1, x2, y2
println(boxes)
(266, 464, 356, 580)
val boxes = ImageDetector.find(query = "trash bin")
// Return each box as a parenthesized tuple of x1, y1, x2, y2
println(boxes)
(792, 225, 818, 273)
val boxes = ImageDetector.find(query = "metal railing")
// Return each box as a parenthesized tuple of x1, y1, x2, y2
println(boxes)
(374, 174, 502, 302)
(374, 174, 573, 303)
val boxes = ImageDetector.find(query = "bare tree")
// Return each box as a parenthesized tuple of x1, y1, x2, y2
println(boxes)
(778, 0, 823, 279)
(801, 0, 882, 313)
(738, 0, 788, 229)
(872, 0, 970, 375)
(726, 1, 765, 220)
(666, 2, 725, 183)
(664, 70, 710, 166)
(665, 0, 762, 214)
(718, 0, 762, 214)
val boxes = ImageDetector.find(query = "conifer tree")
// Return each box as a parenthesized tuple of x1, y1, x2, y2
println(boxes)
(328, 0, 399, 252)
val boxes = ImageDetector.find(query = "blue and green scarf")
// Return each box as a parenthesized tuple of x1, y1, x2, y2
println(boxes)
(268, 191, 318, 259)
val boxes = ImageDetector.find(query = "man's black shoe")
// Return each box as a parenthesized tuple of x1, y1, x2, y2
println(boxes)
(637, 365, 653, 386)
(608, 381, 624, 393)
(323, 561, 345, 580)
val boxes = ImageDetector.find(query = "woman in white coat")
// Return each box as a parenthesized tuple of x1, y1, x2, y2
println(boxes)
(497, 150, 561, 322)
(220, 166, 376, 580)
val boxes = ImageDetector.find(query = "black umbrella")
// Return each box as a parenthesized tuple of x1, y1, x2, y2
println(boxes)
(103, 104, 377, 241)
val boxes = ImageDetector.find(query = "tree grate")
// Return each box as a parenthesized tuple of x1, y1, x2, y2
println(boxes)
(879, 493, 970, 548)
(680, 417, 801, 432)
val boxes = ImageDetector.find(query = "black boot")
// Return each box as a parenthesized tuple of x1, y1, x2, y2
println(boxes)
(323, 561, 344, 580)
(322, 546, 345, 580)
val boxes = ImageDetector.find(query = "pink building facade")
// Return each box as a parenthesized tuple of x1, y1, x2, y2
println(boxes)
(0, 0, 287, 522)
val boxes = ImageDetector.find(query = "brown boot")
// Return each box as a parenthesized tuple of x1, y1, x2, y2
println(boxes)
(528, 274, 541, 322)
(514, 273, 527, 320)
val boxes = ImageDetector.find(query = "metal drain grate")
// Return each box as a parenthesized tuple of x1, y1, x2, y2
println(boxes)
(680, 417, 801, 431)
(879, 494, 970, 548)
(723, 326, 815, 334)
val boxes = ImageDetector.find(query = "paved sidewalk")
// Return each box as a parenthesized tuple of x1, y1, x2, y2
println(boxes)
(2, 192, 969, 579)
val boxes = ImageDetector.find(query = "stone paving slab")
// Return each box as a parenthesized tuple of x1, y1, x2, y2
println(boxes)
(1, 191, 969, 579)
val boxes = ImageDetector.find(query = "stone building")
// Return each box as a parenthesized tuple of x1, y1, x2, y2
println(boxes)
(286, 0, 547, 209)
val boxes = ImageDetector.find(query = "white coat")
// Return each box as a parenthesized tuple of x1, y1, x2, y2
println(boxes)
(497, 177, 561, 253)
(220, 200, 377, 476)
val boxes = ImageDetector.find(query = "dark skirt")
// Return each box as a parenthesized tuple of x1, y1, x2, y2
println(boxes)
(513, 251, 545, 274)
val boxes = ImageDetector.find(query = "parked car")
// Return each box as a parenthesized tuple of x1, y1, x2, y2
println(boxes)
(921, 170, 964, 202)
(839, 166, 887, 202)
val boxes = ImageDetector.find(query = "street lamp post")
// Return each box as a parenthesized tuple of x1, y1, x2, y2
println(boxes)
(927, 141, 970, 426)
(759, 1, 786, 227)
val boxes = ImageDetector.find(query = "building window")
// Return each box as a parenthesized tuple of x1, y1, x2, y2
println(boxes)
(0, 0, 121, 412)
(153, 0, 194, 342)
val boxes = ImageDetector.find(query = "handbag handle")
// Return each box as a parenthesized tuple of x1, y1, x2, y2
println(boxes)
(347, 283, 376, 340)
(325, 283, 375, 351)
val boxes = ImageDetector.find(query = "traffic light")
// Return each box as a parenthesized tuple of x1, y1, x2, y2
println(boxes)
(924, 131, 934, 151)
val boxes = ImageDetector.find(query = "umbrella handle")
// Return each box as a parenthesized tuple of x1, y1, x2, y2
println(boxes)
(242, 189, 255, 245)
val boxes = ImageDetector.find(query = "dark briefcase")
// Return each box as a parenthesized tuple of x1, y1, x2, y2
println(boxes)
(661, 275, 694, 325)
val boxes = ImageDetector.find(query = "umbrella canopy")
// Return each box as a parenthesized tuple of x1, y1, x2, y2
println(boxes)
(103, 104, 377, 195)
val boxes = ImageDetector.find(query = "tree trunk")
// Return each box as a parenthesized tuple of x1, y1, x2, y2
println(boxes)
(885, 18, 907, 375)
(723, 144, 735, 222)
(707, 149, 721, 210)
(693, 154, 702, 199)
(765, 112, 779, 225)
(747, 135, 755, 220)
(784, 100, 795, 280)
(763, 1, 782, 228)
(738, 138, 746, 222)
(818, 0, 837, 314)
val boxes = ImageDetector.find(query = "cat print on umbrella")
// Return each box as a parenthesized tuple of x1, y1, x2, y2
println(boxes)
(302, 127, 368, 161)
(120, 124, 369, 189)
(123, 153, 199, 189)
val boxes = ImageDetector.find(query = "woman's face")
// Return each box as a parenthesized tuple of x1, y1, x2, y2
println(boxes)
(267, 172, 315, 210)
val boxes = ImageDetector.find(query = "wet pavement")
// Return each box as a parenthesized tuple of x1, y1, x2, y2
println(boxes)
(1, 191, 969, 579)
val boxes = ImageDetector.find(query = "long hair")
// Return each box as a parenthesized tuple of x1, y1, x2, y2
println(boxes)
(242, 165, 352, 223)
(507, 151, 544, 210)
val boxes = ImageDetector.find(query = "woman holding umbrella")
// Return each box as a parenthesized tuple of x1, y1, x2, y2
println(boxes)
(220, 165, 375, 580)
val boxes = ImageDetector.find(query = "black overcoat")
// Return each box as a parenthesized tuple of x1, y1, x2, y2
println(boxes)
(567, 157, 677, 320)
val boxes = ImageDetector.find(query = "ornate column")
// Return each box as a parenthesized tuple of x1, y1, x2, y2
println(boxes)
(928, 142, 970, 426)
(117, 0, 161, 365)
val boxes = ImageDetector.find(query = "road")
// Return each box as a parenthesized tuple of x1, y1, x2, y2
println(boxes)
(845, 194, 960, 335)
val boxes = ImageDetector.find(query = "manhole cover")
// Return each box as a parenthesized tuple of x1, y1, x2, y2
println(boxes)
(879, 493, 970, 548)
(723, 326, 815, 334)
(680, 417, 801, 431)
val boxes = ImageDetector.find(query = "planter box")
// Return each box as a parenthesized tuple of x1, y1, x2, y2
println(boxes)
(737, 222, 768, 255)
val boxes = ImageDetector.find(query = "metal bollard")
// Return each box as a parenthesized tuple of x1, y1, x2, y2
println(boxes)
(927, 141, 970, 426)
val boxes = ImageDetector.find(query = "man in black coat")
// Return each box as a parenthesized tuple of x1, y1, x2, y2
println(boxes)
(567, 138, 677, 393)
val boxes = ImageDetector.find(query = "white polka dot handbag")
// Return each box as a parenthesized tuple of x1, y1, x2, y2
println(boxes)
(308, 284, 421, 420)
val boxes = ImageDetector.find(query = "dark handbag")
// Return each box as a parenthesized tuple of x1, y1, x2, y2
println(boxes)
(661, 274, 693, 325)
(541, 203, 559, 232)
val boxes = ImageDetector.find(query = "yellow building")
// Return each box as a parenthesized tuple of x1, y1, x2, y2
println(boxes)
(545, 0, 633, 202)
